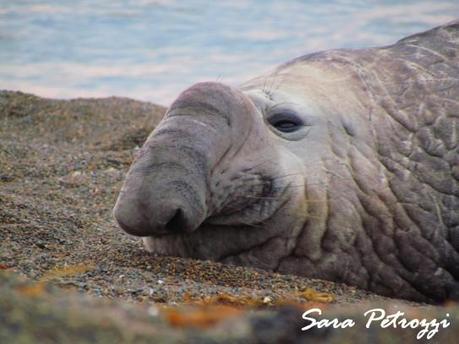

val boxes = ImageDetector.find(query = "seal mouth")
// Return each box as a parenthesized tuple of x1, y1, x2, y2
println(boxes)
(141, 179, 297, 260)
(204, 176, 292, 227)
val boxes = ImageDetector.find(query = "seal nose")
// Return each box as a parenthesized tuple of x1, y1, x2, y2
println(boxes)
(165, 208, 187, 232)
(114, 82, 251, 237)
(114, 192, 203, 236)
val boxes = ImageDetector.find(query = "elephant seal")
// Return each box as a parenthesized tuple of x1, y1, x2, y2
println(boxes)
(114, 21, 459, 303)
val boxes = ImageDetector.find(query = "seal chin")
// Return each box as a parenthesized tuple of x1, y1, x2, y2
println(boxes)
(142, 235, 188, 257)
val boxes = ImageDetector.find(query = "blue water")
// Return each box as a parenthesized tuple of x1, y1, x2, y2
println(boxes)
(0, 0, 458, 105)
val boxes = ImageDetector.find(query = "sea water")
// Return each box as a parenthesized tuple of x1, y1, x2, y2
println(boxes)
(0, 0, 458, 105)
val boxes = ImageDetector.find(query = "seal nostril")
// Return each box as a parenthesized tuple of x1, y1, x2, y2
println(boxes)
(165, 208, 186, 232)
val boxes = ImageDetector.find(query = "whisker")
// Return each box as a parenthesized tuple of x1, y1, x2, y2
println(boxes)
(271, 173, 305, 180)
(241, 195, 327, 203)
(266, 101, 297, 113)
(266, 70, 283, 95)
(212, 217, 265, 229)
(239, 221, 264, 228)
(238, 170, 306, 181)
(241, 195, 282, 200)
(240, 159, 270, 172)
(242, 180, 326, 190)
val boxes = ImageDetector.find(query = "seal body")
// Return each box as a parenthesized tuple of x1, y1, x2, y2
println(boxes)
(114, 21, 459, 302)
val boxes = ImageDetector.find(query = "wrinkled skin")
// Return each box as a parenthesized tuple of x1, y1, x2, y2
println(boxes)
(114, 21, 459, 303)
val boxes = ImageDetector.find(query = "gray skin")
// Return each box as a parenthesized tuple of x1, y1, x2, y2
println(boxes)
(114, 21, 459, 303)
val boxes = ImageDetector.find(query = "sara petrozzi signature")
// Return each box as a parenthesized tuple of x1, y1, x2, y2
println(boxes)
(301, 308, 451, 340)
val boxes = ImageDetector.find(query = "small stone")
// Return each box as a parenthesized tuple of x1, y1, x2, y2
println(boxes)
(36, 241, 47, 249)
(262, 296, 272, 304)
(0, 175, 14, 182)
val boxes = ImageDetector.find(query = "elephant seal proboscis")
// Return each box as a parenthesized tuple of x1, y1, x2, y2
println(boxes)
(114, 21, 459, 303)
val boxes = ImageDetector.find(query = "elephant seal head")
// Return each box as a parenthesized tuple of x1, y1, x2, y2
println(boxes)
(113, 79, 315, 270)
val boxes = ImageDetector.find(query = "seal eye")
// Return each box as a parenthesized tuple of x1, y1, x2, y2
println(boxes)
(268, 112, 303, 133)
